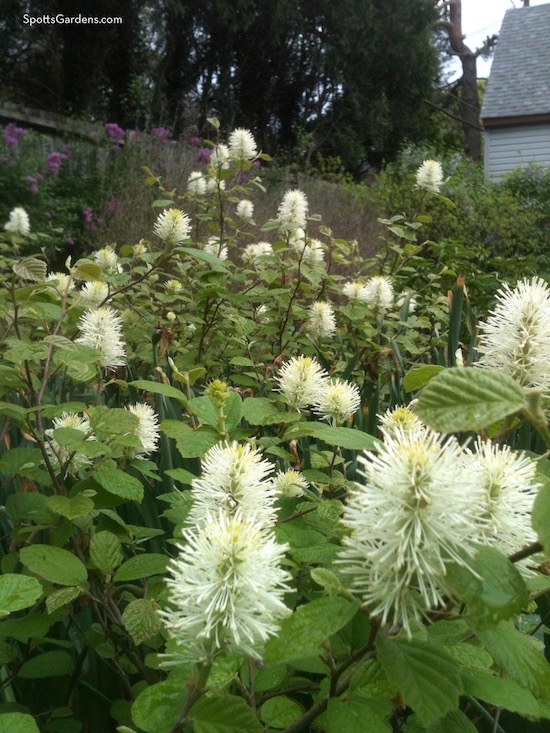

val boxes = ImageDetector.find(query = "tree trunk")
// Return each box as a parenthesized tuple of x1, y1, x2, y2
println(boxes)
(437, 0, 482, 161)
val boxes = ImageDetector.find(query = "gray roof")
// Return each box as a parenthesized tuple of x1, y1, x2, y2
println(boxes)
(481, 3, 550, 121)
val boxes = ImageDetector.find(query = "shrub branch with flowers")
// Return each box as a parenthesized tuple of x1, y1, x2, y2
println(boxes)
(2, 122, 550, 733)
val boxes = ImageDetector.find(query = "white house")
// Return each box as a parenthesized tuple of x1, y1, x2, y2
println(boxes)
(480, 3, 550, 182)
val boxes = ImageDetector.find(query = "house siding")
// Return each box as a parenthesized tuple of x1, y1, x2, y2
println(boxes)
(483, 124, 550, 182)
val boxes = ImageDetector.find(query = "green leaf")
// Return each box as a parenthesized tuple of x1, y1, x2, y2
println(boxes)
(164, 468, 196, 485)
(406, 710, 478, 732)
(19, 545, 87, 586)
(414, 368, 526, 433)
(242, 398, 301, 426)
(284, 422, 380, 450)
(93, 462, 144, 502)
(403, 365, 445, 393)
(175, 429, 221, 458)
(18, 650, 74, 679)
(89, 531, 123, 573)
(0, 447, 44, 478)
(75, 262, 102, 281)
(376, 635, 463, 727)
(445, 546, 528, 628)
(461, 668, 541, 718)
(187, 396, 218, 426)
(0, 574, 42, 616)
(191, 695, 263, 733)
(46, 495, 94, 520)
(260, 696, 303, 729)
(45, 587, 82, 615)
(131, 679, 186, 733)
(88, 407, 139, 435)
(114, 554, 168, 582)
(13, 257, 47, 282)
(476, 621, 550, 698)
(0, 712, 39, 733)
(324, 696, 391, 733)
(129, 380, 187, 405)
(265, 597, 359, 664)
(122, 599, 162, 644)
(224, 392, 242, 430)
(176, 246, 230, 270)
(310, 568, 344, 594)
(533, 471, 550, 554)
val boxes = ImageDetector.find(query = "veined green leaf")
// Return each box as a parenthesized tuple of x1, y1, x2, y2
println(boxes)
(19, 545, 87, 586)
(265, 597, 359, 664)
(376, 634, 463, 727)
(0, 574, 42, 616)
(415, 368, 526, 433)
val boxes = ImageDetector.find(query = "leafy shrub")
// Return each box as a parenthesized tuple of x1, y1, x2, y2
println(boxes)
(1, 123, 550, 733)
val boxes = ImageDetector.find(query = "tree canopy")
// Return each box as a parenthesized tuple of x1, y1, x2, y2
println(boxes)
(1, 0, 441, 171)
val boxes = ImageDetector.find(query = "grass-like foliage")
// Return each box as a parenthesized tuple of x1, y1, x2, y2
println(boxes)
(1, 121, 550, 733)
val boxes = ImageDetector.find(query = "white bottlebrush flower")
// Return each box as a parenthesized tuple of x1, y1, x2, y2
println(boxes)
(415, 159, 444, 194)
(343, 281, 370, 302)
(165, 279, 183, 294)
(166, 311, 177, 322)
(242, 241, 273, 264)
(94, 247, 121, 274)
(290, 232, 325, 267)
(205, 176, 226, 193)
(306, 301, 337, 340)
(476, 277, 550, 390)
(236, 199, 254, 221)
(364, 276, 394, 311)
(4, 207, 30, 236)
(469, 440, 540, 573)
(228, 128, 258, 160)
(204, 237, 228, 260)
(276, 355, 328, 411)
(187, 170, 207, 196)
(273, 470, 309, 498)
(77, 281, 109, 308)
(210, 143, 230, 170)
(278, 189, 308, 229)
(314, 378, 361, 425)
(153, 209, 191, 245)
(76, 306, 126, 368)
(133, 241, 148, 256)
(338, 427, 484, 637)
(45, 412, 94, 474)
(127, 403, 160, 459)
(188, 441, 277, 529)
(46, 272, 74, 295)
(159, 511, 292, 662)
(378, 406, 424, 439)
(396, 290, 417, 314)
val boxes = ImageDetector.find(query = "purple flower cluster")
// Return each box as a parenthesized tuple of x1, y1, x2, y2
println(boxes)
(27, 173, 44, 194)
(83, 208, 97, 233)
(3, 123, 27, 148)
(45, 150, 69, 177)
(196, 147, 212, 165)
(106, 199, 122, 214)
(151, 127, 171, 142)
(105, 122, 125, 141)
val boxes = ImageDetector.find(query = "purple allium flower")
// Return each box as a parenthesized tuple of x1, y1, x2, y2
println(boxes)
(105, 123, 125, 142)
(196, 147, 212, 165)
(151, 127, 171, 141)
(187, 135, 203, 147)
(111, 144, 122, 154)
(66, 235, 75, 246)
(45, 151, 68, 177)
(3, 123, 27, 148)
(106, 199, 122, 214)
(83, 208, 97, 233)
(44, 212, 52, 220)
(27, 175, 39, 194)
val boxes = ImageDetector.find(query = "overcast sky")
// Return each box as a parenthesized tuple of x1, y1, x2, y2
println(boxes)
(447, 0, 549, 79)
